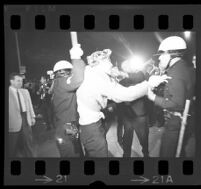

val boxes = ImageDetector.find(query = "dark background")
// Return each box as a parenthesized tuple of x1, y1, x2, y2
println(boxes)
(5, 31, 195, 80)
(3, 4, 201, 186)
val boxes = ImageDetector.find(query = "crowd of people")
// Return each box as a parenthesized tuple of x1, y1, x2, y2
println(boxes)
(8, 36, 196, 158)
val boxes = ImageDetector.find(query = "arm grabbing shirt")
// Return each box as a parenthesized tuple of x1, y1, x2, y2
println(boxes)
(102, 79, 148, 103)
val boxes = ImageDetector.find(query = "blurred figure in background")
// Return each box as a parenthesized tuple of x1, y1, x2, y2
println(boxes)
(181, 54, 196, 157)
(116, 59, 151, 157)
(36, 76, 53, 130)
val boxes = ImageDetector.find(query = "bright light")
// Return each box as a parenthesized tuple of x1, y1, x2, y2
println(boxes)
(47, 70, 53, 75)
(121, 55, 145, 73)
(184, 31, 191, 40)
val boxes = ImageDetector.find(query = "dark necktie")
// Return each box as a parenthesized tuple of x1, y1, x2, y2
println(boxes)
(17, 90, 23, 113)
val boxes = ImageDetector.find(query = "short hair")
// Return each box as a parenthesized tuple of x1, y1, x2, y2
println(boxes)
(9, 72, 22, 81)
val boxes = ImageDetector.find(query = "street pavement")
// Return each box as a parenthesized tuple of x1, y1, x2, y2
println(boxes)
(32, 116, 167, 158)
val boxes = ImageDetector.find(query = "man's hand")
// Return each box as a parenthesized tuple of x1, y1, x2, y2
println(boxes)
(148, 75, 171, 89)
(69, 44, 83, 59)
(147, 87, 156, 101)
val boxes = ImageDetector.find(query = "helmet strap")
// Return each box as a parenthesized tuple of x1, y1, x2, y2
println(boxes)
(166, 56, 181, 71)
(164, 58, 171, 72)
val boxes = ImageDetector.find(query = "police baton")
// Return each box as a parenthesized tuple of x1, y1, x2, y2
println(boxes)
(70, 32, 78, 47)
(176, 99, 191, 157)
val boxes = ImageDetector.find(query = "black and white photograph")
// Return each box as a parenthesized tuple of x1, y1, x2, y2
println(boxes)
(6, 31, 196, 158)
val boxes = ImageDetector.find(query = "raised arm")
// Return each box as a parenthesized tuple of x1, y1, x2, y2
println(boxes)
(65, 44, 86, 92)
(66, 59, 86, 91)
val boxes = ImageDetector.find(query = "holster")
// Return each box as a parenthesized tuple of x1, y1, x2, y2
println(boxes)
(63, 122, 79, 139)
(163, 109, 182, 123)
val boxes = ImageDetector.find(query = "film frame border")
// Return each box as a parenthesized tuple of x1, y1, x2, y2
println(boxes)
(3, 4, 201, 185)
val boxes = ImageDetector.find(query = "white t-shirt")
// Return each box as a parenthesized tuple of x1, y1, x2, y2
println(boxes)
(76, 66, 148, 125)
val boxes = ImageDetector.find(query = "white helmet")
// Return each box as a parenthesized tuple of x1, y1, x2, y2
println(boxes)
(158, 36, 187, 52)
(53, 60, 73, 72)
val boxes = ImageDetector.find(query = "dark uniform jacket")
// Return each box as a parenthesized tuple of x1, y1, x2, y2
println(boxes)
(52, 59, 86, 125)
(117, 71, 146, 118)
(154, 59, 195, 112)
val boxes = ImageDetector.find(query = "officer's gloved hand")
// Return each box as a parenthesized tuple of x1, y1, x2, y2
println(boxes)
(148, 75, 171, 89)
(69, 44, 84, 59)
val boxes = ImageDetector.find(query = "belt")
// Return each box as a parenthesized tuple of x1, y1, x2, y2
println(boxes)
(80, 118, 102, 127)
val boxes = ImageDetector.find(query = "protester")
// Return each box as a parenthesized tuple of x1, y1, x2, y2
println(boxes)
(76, 49, 170, 157)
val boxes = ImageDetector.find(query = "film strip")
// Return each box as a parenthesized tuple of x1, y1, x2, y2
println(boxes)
(4, 4, 201, 186)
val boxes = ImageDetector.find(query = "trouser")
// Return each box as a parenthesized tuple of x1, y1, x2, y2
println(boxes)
(160, 116, 181, 157)
(55, 122, 84, 157)
(9, 112, 35, 157)
(117, 115, 149, 157)
(180, 114, 195, 157)
(80, 119, 108, 157)
(146, 100, 164, 127)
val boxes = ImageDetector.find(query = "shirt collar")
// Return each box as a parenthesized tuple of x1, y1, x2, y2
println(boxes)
(10, 86, 18, 93)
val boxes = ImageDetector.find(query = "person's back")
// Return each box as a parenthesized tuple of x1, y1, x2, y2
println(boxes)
(53, 76, 78, 125)
(76, 66, 110, 125)
(51, 44, 85, 157)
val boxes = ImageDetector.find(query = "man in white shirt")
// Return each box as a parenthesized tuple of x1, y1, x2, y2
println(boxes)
(9, 73, 36, 157)
(76, 49, 170, 157)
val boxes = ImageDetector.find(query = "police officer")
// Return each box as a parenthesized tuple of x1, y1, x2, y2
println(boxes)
(147, 36, 195, 157)
(51, 44, 86, 157)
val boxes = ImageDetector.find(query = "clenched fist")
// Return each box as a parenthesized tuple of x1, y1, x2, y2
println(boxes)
(69, 44, 84, 59)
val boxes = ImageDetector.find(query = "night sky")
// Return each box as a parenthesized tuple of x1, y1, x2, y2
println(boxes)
(5, 31, 195, 80)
